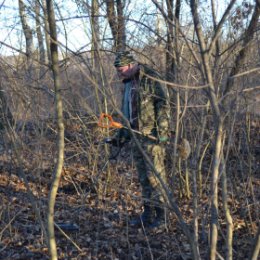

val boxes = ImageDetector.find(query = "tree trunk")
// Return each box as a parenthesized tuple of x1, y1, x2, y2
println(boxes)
(221, 155, 233, 260)
(209, 119, 222, 260)
(19, 0, 34, 58)
(46, 0, 65, 259)
(42, 0, 51, 65)
(105, 0, 126, 51)
(18, 0, 34, 71)
(116, 0, 126, 51)
(223, 0, 260, 97)
(190, 1, 224, 259)
(249, 225, 260, 260)
(91, 0, 103, 114)
(35, 0, 46, 66)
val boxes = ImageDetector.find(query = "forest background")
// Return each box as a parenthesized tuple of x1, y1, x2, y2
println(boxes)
(0, 0, 259, 260)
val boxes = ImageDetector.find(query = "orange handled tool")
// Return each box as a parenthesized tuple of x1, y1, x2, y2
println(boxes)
(98, 113, 157, 141)
(98, 113, 123, 129)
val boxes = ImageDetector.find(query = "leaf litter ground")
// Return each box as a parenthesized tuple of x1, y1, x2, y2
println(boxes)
(0, 122, 259, 260)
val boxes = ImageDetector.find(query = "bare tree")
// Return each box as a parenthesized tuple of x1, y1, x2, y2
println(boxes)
(190, 1, 232, 258)
(223, 0, 260, 97)
(46, 0, 65, 259)
(91, 0, 103, 114)
(18, 0, 34, 63)
(42, 0, 51, 65)
(105, 0, 126, 51)
(35, 0, 46, 66)
(189, 1, 260, 259)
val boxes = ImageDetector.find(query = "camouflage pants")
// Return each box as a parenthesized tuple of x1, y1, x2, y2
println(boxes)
(133, 139, 167, 207)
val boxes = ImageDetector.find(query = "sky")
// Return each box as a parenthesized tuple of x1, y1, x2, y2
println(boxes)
(0, 0, 90, 56)
(0, 0, 253, 57)
(0, 0, 143, 56)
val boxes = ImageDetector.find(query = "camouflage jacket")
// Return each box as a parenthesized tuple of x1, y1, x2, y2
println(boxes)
(119, 64, 170, 141)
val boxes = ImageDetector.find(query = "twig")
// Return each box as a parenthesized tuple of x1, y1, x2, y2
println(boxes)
(0, 208, 23, 237)
(54, 222, 82, 252)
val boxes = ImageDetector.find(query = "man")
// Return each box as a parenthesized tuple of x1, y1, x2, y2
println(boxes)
(113, 51, 170, 229)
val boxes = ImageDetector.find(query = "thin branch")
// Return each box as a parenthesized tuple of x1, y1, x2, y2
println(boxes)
(208, 0, 237, 55)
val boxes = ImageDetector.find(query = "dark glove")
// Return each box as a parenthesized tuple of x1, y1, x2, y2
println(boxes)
(114, 128, 131, 146)
(118, 128, 131, 141)
(103, 137, 125, 147)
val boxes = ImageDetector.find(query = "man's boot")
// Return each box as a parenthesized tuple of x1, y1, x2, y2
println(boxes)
(148, 206, 165, 229)
(129, 204, 152, 227)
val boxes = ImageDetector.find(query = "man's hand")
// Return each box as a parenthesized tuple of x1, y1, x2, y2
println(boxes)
(103, 137, 125, 147)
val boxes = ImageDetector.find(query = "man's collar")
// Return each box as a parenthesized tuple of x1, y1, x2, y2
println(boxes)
(122, 78, 132, 83)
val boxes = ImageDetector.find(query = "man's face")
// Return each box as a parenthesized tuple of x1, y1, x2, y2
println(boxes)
(116, 64, 134, 79)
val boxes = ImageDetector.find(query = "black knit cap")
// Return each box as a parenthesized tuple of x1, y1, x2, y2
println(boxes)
(114, 51, 135, 67)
